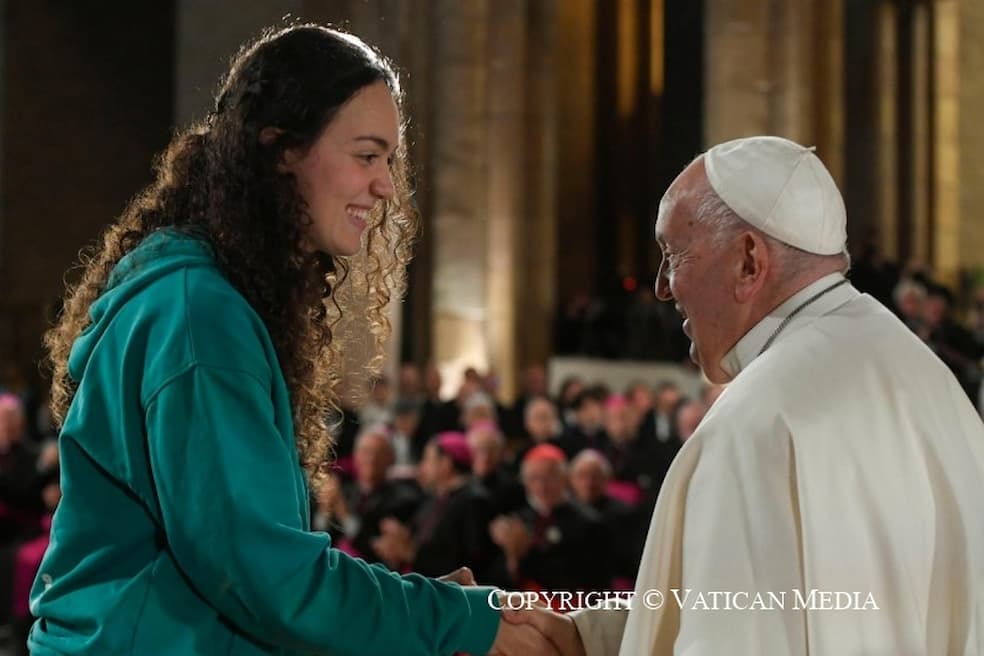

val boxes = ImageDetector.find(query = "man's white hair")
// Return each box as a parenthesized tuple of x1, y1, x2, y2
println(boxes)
(571, 449, 613, 479)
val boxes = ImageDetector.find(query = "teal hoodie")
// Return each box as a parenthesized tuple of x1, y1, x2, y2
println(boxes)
(28, 230, 500, 655)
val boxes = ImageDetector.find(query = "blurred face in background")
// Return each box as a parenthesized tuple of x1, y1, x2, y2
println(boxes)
(676, 401, 706, 442)
(603, 401, 634, 445)
(392, 409, 420, 439)
(522, 458, 567, 513)
(570, 453, 610, 504)
(417, 442, 452, 491)
(0, 396, 25, 451)
(655, 385, 682, 415)
(575, 398, 604, 433)
(922, 294, 948, 329)
(398, 363, 422, 397)
(525, 398, 560, 442)
(522, 365, 548, 397)
(353, 432, 393, 488)
(424, 365, 442, 398)
(467, 426, 503, 478)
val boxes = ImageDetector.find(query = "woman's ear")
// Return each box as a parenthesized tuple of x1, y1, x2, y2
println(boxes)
(260, 127, 301, 173)
(259, 126, 282, 146)
(735, 232, 769, 303)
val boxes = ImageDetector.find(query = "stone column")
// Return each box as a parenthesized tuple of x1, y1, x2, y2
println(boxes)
(519, 0, 559, 372)
(955, 0, 984, 277)
(427, 0, 492, 394)
(876, 1, 900, 259)
(933, 0, 960, 282)
(485, 0, 527, 403)
(704, 0, 844, 180)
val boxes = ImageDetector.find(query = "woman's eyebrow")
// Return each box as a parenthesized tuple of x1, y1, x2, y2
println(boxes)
(352, 135, 391, 150)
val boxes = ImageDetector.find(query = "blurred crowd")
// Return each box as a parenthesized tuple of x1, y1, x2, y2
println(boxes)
(318, 362, 722, 599)
(0, 381, 59, 650)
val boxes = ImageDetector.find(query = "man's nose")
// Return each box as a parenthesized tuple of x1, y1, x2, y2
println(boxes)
(654, 269, 673, 301)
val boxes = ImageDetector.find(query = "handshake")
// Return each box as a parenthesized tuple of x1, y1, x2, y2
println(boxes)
(440, 569, 587, 656)
(487, 600, 586, 656)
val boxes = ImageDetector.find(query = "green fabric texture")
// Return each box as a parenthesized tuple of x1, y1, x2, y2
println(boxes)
(29, 230, 500, 655)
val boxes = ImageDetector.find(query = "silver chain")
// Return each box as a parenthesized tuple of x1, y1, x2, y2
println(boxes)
(758, 279, 850, 356)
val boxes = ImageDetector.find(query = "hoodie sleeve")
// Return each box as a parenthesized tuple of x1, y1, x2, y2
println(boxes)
(144, 363, 500, 656)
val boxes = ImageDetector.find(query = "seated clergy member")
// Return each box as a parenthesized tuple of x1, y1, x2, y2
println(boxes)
(372, 432, 497, 579)
(489, 444, 608, 593)
(468, 421, 526, 516)
(314, 426, 420, 562)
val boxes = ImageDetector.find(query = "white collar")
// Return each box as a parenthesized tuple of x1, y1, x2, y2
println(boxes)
(720, 273, 858, 379)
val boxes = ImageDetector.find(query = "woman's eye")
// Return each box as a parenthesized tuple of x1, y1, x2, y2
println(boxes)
(358, 154, 379, 164)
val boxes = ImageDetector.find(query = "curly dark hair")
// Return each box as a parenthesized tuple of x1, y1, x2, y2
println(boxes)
(44, 24, 418, 487)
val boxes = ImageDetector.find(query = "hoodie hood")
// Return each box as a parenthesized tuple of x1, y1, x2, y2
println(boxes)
(68, 229, 216, 382)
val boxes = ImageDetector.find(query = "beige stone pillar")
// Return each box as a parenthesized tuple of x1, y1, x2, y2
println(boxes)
(876, 1, 899, 260)
(519, 0, 559, 373)
(956, 0, 984, 277)
(934, 0, 960, 283)
(555, 0, 597, 302)
(911, 2, 933, 267)
(704, 0, 844, 183)
(428, 0, 492, 395)
(485, 0, 527, 403)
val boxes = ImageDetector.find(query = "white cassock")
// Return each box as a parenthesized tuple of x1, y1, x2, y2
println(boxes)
(572, 273, 984, 655)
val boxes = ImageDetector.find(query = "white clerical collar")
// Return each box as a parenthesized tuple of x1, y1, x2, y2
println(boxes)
(720, 273, 858, 379)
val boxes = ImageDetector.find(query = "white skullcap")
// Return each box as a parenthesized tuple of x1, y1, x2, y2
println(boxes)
(703, 136, 847, 255)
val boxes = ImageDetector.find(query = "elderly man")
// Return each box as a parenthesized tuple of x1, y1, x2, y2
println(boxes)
(507, 136, 984, 655)
(489, 444, 608, 592)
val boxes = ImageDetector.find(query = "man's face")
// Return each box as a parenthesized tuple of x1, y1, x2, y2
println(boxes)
(923, 295, 947, 327)
(525, 399, 559, 441)
(654, 166, 741, 384)
(523, 365, 548, 396)
(603, 404, 632, 443)
(468, 429, 501, 477)
(522, 459, 566, 511)
(417, 443, 446, 490)
(354, 433, 392, 487)
(570, 458, 607, 503)
(576, 399, 603, 432)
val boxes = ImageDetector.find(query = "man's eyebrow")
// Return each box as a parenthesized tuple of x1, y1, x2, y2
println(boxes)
(353, 135, 392, 150)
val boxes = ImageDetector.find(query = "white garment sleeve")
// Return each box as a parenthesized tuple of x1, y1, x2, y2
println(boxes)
(571, 607, 629, 656)
(674, 424, 808, 656)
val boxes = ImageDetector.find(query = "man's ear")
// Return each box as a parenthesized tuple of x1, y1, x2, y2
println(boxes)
(735, 232, 769, 303)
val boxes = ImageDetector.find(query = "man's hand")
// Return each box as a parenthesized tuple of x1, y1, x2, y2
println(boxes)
(502, 605, 586, 656)
(488, 616, 560, 656)
(489, 516, 533, 580)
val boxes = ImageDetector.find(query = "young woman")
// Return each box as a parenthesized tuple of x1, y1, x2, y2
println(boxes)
(33, 24, 550, 655)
